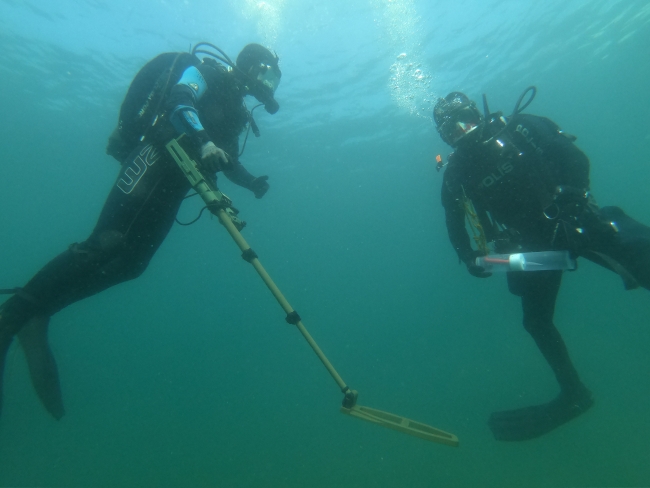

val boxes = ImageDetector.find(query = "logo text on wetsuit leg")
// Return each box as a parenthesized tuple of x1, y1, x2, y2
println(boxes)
(117, 145, 161, 194)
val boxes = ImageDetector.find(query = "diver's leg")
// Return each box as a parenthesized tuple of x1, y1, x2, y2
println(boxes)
(0, 241, 123, 418)
(520, 271, 584, 393)
(17, 316, 65, 420)
(0, 316, 13, 418)
(0, 290, 41, 417)
(0, 143, 189, 417)
(581, 206, 650, 290)
(488, 271, 593, 441)
(20, 143, 189, 317)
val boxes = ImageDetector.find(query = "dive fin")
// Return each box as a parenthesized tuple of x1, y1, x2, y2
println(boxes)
(0, 301, 16, 418)
(0, 333, 12, 419)
(488, 388, 593, 441)
(589, 251, 640, 290)
(17, 316, 65, 420)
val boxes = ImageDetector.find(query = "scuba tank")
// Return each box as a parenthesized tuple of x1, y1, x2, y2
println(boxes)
(107, 52, 199, 163)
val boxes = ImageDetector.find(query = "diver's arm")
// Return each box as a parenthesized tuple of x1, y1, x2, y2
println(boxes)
(167, 65, 230, 172)
(223, 159, 269, 198)
(218, 137, 269, 197)
(166, 66, 211, 146)
(223, 160, 257, 189)
(441, 177, 474, 264)
(214, 136, 252, 188)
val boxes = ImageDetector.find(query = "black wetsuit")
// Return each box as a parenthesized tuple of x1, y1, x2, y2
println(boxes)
(441, 113, 650, 397)
(0, 56, 260, 335)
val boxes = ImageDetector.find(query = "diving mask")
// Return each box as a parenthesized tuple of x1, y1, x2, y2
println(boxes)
(438, 105, 482, 146)
(246, 63, 281, 114)
(256, 63, 281, 94)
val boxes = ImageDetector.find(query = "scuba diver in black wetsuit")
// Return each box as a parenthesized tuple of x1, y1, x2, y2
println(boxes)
(0, 42, 282, 420)
(435, 88, 650, 441)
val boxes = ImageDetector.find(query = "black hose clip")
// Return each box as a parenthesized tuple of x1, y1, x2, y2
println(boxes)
(285, 311, 301, 325)
(341, 388, 358, 409)
(241, 248, 258, 263)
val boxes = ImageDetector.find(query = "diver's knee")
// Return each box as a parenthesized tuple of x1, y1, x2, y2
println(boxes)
(124, 258, 150, 281)
(78, 230, 155, 282)
(97, 253, 151, 283)
(72, 230, 127, 262)
(522, 315, 552, 336)
(97, 230, 127, 254)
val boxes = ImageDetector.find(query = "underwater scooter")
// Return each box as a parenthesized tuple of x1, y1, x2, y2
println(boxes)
(165, 136, 459, 447)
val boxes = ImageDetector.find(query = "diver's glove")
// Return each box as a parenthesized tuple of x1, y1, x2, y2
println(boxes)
(462, 249, 492, 278)
(200, 141, 230, 173)
(250, 175, 270, 199)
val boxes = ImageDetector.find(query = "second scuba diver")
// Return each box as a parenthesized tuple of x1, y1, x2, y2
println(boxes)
(0, 42, 282, 419)
(434, 88, 650, 441)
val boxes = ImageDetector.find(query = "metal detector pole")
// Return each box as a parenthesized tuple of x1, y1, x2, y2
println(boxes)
(166, 138, 459, 447)
(209, 198, 356, 403)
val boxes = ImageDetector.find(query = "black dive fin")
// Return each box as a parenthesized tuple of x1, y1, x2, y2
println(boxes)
(590, 250, 640, 290)
(0, 333, 11, 419)
(488, 389, 594, 441)
(18, 316, 65, 420)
